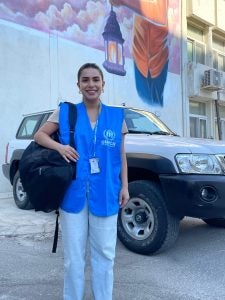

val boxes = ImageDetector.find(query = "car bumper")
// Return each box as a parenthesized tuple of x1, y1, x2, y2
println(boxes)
(160, 174, 225, 218)
(2, 163, 10, 180)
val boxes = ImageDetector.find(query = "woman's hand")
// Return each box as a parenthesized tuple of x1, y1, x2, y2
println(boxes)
(119, 187, 130, 208)
(57, 144, 79, 163)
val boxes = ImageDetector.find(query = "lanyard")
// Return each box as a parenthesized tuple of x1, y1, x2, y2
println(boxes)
(85, 101, 101, 158)
(92, 119, 98, 158)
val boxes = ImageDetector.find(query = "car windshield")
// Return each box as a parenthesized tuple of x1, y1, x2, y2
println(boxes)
(125, 108, 176, 135)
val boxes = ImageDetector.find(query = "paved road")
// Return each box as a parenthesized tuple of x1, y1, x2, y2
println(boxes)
(1, 198, 225, 300)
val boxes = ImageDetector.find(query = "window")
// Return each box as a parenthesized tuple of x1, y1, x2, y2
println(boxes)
(40, 113, 52, 126)
(17, 114, 43, 139)
(213, 36, 225, 72)
(190, 117, 207, 138)
(189, 101, 207, 138)
(187, 24, 205, 64)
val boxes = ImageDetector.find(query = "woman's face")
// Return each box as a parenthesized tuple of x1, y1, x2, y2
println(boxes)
(77, 67, 105, 103)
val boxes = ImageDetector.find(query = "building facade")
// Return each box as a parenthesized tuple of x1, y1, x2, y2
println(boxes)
(1, 0, 225, 195)
(184, 0, 225, 140)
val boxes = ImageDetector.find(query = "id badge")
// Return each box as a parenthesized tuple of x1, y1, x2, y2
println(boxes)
(89, 158, 100, 174)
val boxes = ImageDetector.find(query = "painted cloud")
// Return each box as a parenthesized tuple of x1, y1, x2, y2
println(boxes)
(0, 0, 180, 74)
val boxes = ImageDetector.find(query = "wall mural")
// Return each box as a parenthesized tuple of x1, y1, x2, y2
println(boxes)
(0, 0, 180, 107)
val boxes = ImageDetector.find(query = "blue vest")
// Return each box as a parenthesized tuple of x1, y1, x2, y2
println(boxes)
(58, 102, 124, 217)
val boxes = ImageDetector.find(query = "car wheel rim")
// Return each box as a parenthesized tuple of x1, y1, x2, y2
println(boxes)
(16, 178, 26, 202)
(121, 197, 155, 240)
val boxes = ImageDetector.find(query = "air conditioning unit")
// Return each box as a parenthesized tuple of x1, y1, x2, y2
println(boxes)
(202, 69, 223, 91)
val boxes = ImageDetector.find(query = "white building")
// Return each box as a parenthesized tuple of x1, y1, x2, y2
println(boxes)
(183, 0, 225, 139)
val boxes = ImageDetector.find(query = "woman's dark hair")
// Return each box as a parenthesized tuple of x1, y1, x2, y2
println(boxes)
(77, 63, 104, 82)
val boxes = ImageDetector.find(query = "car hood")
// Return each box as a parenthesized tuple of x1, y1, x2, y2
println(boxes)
(125, 134, 225, 158)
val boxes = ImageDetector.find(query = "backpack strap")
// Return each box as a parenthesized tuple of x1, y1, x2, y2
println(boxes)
(52, 101, 77, 254)
(66, 102, 77, 149)
(52, 210, 59, 253)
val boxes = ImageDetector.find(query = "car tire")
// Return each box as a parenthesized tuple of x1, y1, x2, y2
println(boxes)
(13, 170, 33, 210)
(117, 180, 180, 255)
(202, 218, 225, 228)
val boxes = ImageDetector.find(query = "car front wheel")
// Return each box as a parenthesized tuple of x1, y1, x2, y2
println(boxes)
(13, 170, 33, 210)
(117, 180, 180, 255)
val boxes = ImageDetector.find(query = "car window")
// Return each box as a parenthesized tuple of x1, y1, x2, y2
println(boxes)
(125, 109, 173, 134)
(17, 114, 43, 139)
(40, 112, 53, 127)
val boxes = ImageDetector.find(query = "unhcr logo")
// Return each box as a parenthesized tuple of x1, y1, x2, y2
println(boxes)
(103, 129, 115, 140)
(101, 129, 116, 147)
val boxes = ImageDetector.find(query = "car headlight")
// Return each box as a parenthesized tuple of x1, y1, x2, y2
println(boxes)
(175, 154, 224, 174)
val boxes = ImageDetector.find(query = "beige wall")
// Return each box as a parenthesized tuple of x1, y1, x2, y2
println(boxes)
(187, 0, 215, 25)
(187, 0, 225, 33)
(216, 0, 225, 33)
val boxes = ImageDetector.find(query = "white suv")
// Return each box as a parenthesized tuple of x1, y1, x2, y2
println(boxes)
(3, 107, 225, 255)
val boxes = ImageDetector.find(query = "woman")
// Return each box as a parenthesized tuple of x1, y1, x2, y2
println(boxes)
(34, 63, 130, 300)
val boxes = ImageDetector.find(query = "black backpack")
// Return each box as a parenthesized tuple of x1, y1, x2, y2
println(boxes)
(19, 102, 77, 252)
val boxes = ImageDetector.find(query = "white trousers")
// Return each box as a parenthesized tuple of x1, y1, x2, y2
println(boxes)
(60, 204, 118, 300)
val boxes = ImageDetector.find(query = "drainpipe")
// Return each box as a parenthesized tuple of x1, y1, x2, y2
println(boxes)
(215, 91, 222, 140)
(181, 0, 189, 137)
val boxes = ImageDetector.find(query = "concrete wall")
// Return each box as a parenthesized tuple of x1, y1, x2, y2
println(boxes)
(216, 0, 225, 33)
(0, 20, 54, 196)
(187, 0, 215, 25)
